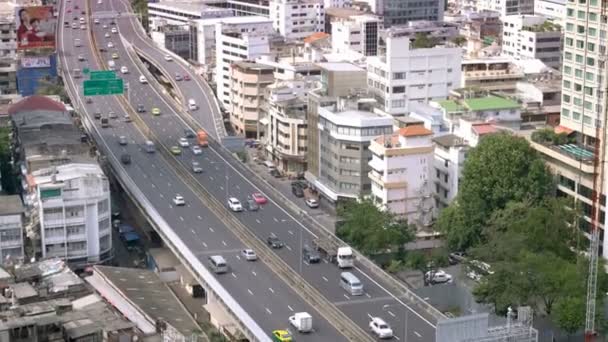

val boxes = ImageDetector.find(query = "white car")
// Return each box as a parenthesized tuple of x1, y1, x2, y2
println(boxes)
(425, 270, 453, 284)
(103, 24, 108, 29)
(228, 197, 243, 212)
(139, 75, 147, 84)
(305, 198, 319, 208)
(120, 66, 128, 74)
(94, 18, 99, 24)
(80, 24, 86, 30)
(164, 54, 173, 61)
(241, 249, 257, 261)
(369, 317, 393, 339)
(173, 195, 185, 206)
(107, 41, 114, 48)
(104, 32, 110, 38)
(191, 145, 202, 155)
(118, 136, 127, 145)
(111, 27, 118, 34)
(178, 138, 189, 147)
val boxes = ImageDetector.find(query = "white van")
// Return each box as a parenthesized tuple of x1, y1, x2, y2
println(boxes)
(188, 99, 197, 110)
(139, 75, 147, 84)
(263, 160, 276, 171)
(144, 140, 155, 153)
(208, 255, 229, 274)
(120, 66, 128, 74)
(107, 60, 115, 71)
(340, 272, 363, 296)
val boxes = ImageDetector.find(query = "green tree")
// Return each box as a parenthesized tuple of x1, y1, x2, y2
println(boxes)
(337, 199, 414, 255)
(36, 79, 68, 102)
(131, 0, 149, 31)
(451, 35, 467, 47)
(553, 296, 585, 339)
(412, 33, 439, 49)
(0, 128, 17, 194)
(438, 133, 553, 251)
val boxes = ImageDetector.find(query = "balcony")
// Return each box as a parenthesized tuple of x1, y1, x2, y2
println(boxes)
(463, 69, 524, 81)
(368, 170, 407, 189)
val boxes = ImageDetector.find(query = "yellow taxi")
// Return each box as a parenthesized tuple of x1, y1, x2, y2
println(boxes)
(151, 107, 161, 116)
(272, 330, 292, 342)
(170, 146, 181, 155)
(111, 52, 119, 59)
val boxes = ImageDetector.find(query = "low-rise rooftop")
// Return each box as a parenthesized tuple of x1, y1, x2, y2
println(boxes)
(0, 195, 24, 216)
(464, 96, 519, 111)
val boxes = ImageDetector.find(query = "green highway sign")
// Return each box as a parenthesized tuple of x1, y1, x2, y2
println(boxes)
(90, 70, 116, 80)
(83, 68, 90, 74)
(83, 78, 124, 96)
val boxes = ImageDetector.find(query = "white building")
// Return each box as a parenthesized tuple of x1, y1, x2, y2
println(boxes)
(534, 0, 566, 24)
(33, 164, 112, 266)
(476, 0, 534, 16)
(256, 54, 322, 81)
(501, 15, 562, 69)
(0, 6, 19, 103)
(0, 195, 24, 264)
(264, 80, 311, 172)
(368, 125, 435, 224)
(214, 17, 274, 108)
(269, 0, 325, 41)
(432, 134, 469, 211)
(324, 0, 351, 8)
(366, 27, 462, 116)
(331, 14, 383, 56)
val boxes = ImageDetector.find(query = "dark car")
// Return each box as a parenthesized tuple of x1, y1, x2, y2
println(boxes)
(184, 129, 196, 138)
(120, 154, 131, 164)
(291, 181, 307, 197)
(99, 48, 106, 52)
(94, 111, 102, 120)
(136, 104, 145, 113)
(267, 236, 284, 249)
(246, 198, 259, 211)
(302, 245, 320, 263)
(270, 169, 281, 178)
(449, 252, 466, 265)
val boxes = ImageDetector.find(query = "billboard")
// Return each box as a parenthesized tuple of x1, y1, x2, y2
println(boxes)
(16, 6, 57, 50)
(20, 56, 51, 68)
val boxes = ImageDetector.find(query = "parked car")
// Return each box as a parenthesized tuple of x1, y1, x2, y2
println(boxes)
(191, 145, 202, 155)
(449, 251, 466, 265)
(170, 146, 181, 155)
(305, 198, 319, 208)
(425, 270, 453, 284)
(291, 182, 305, 197)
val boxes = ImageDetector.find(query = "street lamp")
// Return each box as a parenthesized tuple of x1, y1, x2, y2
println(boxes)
(383, 304, 407, 341)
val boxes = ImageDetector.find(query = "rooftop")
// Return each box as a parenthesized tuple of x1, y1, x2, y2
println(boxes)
(304, 32, 330, 44)
(472, 123, 498, 135)
(399, 125, 433, 137)
(316, 62, 364, 72)
(32, 163, 106, 187)
(464, 96, 520, 111)
(437, 100, 465, 113)
(8, 95, 66, 116)
(92, 266, 199, 336)
(433, 134, 468, 148)
(0, 195, 24, 216)
(232, 61, 275, 71)
(325, 7, 366, 19)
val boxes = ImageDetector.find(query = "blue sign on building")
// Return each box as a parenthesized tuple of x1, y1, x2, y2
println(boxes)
(16, 53, 58, 97)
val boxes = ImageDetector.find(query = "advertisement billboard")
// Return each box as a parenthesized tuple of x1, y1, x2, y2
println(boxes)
(15, 6, 57, 50)
(20, 56, 51, 68)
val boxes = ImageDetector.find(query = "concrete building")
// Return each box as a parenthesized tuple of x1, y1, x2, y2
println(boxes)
(534, 0, 566, 24)
(368, 125, 435, 224)
(0, 10, 19, 104)
(453, 11, 502, 58)
(306, 98, 394, 204)
(0, 195, 24, 265)
(361, 0, 444, 27)
(264, 80, 310, 173)
(367, 24, 462, 116)
(501, 15, 562, 69)
(269, 0, 325, 41)
(331, 14, 383, 56)
(460, 56, 526, 92)
(256, 54, 322, 82)
(432, 134, 469, 211)
(476, 0, 534, 16)
(214, 17, 274, 108)
(32, 163, 112, 267)
(148, 0, 268, 27)
(229, 62, 275, 138)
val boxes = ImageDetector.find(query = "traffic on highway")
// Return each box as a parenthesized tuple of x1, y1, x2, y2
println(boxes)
(57, 0, 439, 340)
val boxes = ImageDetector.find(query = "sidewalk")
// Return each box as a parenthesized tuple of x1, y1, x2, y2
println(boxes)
(244, 147, 339, 233)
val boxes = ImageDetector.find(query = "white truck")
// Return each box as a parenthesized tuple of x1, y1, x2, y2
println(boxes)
(312, 238, 355, 268)
(289, 312, 313, 333)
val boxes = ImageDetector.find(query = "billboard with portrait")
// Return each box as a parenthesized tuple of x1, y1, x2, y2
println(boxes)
(20, 56, 51, 68)
(15, 6, 57, 50)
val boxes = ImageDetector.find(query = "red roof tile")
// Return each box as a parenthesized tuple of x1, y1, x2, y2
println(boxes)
(8, 95, 66, 116)
(398, 125, 433, 137)
(554, 125, 574, 135)
(304, 32, 330, 44)
(472, 123, 497, 135)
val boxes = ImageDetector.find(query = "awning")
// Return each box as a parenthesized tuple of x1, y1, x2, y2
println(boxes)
(555, 125, 574, 135)
(259, 117, 269, 126)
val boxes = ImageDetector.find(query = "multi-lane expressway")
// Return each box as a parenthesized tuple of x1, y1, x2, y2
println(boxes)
(58, 0, 442, 340)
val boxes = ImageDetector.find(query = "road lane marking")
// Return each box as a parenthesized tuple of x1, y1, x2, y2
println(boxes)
(366, 313, 373, 319)
(365, 293, 372, 298)
(273, 217, 278, 222)
(197, 215, 202, 220)
(219, 186, 223, 190)
(252, 271, 257, 276)
(268, 287, 274, 294)
(159, 194, 163, 198)
(343, 294, 350, 300)
(255, 219, 261, 224)
(191, 229, 196, 234)
(168, 182, 171, 186)
(209, 176, 214, 181)
(322, 276, 328, 282)
(288, 230, 294, 235)
(265, 308, 272, 315)
(285, 245, 292, 251)
(179, 216, 184, 221)
(209, 227, 214, 232)
(202, 242, 207, 248)
(151, 184, 156, 188)
(235, 255, 240, 260)
(394, 336, 401, 341)
(236, 185, 240, 190)
(414, 332, 422, 338)
(222, 240, 227, 246)
(247, 289, 253, 295)
(231, 272, 237, 278)
(287, 305, 293, 312)
(387, 310, 396, 318)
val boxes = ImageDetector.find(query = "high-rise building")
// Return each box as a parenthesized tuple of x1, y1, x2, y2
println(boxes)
(476, 0, 534, 16)
(501, 15, 562, 70)
(360, 0, 444, 27)
(331, 14, 383, 56)
(0, 14, 19, 104)
(269, 0, 325, 40)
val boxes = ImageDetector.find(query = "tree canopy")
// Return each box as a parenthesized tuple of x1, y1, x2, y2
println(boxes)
(437, 133, 553, 251)
(337, 199, 414, 256)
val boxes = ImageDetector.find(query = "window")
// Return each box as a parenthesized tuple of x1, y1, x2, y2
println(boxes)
(585, 101, 593, 110)
(590, 12, 598, 21)
(563, 80, 571, 89)
(393, 72, 406, 79)
(562, 108, 570, 117)
(567, 8, 574, 16)
(586, 72, 595, 81)
(578, 10, 586, 19)
(575, 69, 583, 78)
(563, 94, 571, 103)
(574, 97, 582, 106)
(566, 23, 574, 31)
(587, 57, 595, 66)
(575, 83, 582, 91)
(588, 42, 596, 52)
(589, 27, 597, 36)
(565, 37, 573, 47)
(585, 86, 594, 95)
(578, 25, 586, 34)
(576, 40, 585, 49)
(584, 115, 592, 125)
(576, 54, 584, 63)
(392, 86, 405, 93)
(565, 52, 572, 60)
(573, 111, 581, 120)
(564, 65, 572, 74)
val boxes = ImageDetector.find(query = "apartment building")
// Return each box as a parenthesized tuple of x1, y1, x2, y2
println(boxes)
(0, 195, 24, 264)
(366, 24, 462, 116)
(0, 11, 19, 104)
(269, 0, 325, 40)
(476, 0, 534, 16)
(215, 17, 274, 108)
(534, 0, 566, 24)
(264, 81, 310, 172)
(460, 57, 526, 92)
(33, 163, 112, 267)
(502, 15, 562, 69)
(432, 134, 469, 211)
(360, 0, 444, 27)
(229, 62, 275, 138)
(331, 14, 383, 56)
(256, 54, 322, 81)
(306, 98, 393, 204)
(148, 0, 269, 27)
(368, 125, 435, 225)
